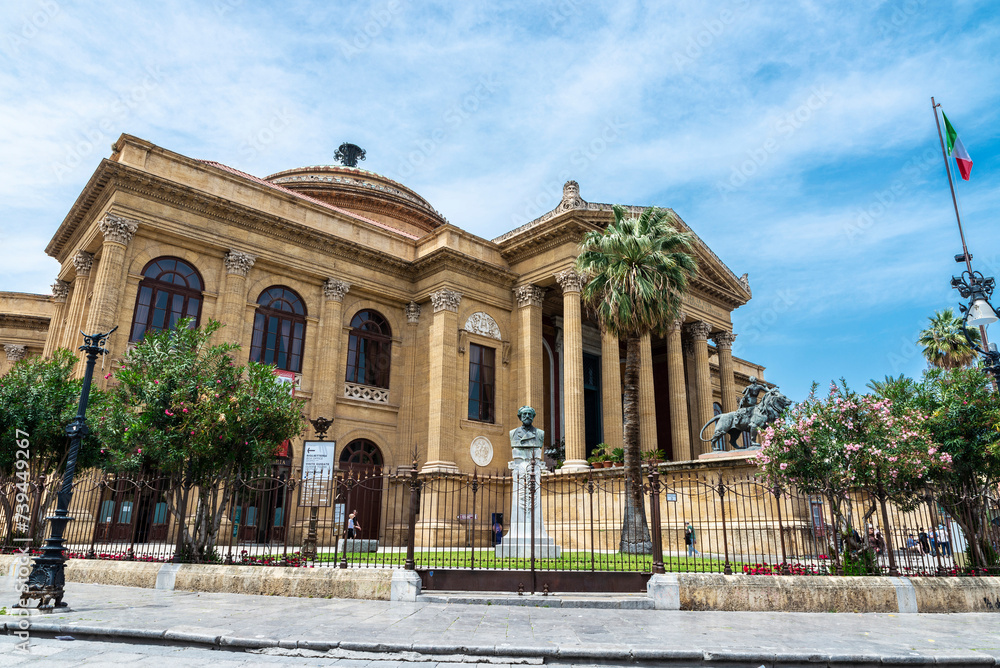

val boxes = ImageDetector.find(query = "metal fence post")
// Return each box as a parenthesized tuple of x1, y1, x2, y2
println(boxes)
(404, 460, 421, 571)
(647, 466, 664, 575)
(717, 477, 732, 575)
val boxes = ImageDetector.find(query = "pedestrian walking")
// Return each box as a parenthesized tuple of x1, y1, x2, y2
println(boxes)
(347, 510, 361, 539)
(918, 527, 930, 555)
(937, 525, 951, 557)
(684, 522, 699, 557)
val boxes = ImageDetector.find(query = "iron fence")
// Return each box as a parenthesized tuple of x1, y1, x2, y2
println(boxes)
(1, 464, 997, 589)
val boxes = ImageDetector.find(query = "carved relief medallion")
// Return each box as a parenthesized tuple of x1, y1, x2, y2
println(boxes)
(465, 312, 501, 340)
(470, 436, 494, 467)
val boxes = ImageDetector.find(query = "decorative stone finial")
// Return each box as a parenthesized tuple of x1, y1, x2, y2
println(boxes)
(555, 268, 585, 293)
(430, 288, 462, 313)
(738, 273, 751, 295)
(4, 344, 27, 362)
(323, 278, 350, 302)
(560, 180, 584, 211)
(513, 285, 545, 308)
(224, 250, 256, 276)
(98, 214, 139, 246)
(405, 301, 421, 324)
(712, 331, 737, 350)
(684, 321, 712, 341)
(51, 280, 70, 302)
(72, 251, 94, 276)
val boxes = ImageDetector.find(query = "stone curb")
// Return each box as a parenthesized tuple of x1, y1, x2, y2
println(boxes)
(4, 620, 997, 666)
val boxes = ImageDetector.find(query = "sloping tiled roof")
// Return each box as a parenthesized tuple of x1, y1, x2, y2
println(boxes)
(200, 160, 420, 241)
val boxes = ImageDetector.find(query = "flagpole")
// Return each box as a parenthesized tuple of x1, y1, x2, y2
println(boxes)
(931, 96, 990, 350)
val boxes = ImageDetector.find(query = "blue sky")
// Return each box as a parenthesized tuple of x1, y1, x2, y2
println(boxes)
(2, 0, 999, 401)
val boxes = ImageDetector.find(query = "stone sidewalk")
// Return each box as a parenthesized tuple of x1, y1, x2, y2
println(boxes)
(2, 583, 1000, 666)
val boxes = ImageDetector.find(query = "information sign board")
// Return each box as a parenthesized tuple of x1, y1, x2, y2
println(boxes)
(300, 440, 336, 507)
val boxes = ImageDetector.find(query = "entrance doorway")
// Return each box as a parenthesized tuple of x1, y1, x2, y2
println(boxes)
(583, 352, 603, 457)
(339, 439, 384, 540)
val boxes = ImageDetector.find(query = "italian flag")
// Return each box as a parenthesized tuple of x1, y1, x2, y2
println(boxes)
(943, 112, 973, 181)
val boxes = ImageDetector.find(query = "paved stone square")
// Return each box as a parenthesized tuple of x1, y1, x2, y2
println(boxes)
(0, 583, 998, 665)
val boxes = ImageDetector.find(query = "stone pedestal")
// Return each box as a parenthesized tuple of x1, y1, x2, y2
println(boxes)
(496, 453, 561, 559)
(337, 539, 379, 553)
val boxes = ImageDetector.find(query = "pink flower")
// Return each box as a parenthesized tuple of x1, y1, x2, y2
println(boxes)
(137, 449, 142, 454)
(153, 380, 158, 384)
(780, 463, 788, 470)
(190, 431, 195, 435)
(104, 373, 111, 379)
(182, 408, 188, 413)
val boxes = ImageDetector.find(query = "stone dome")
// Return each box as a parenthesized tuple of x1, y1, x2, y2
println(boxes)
(264, 165, 447, 237)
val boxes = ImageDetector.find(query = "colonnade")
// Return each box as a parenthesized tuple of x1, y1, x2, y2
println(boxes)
(514, 270, 743, 467)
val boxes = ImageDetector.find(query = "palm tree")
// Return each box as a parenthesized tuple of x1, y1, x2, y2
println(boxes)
(576, 205, 697, 554)
(918, 309, 980, 370)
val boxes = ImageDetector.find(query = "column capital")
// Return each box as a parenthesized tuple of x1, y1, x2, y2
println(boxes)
(323, 278, 351, 302)
(72, 250, 94, 277)
(98, 213, 139, 246)
(513, 284, 545, 308)
(555, 268, 585, 293)
(405, 301, 421, 324)
(51, 280, 70, 302)
(224, 250, 256, 276)
(430, 288, 462, 313)
(711, 331, 736, 350)
(683, 320, 711, 341)
(4, 344, 27, 362)
(668, 313, 686, 333)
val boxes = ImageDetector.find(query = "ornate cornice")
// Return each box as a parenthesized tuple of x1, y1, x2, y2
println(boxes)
(72, 251, 94, 277)
(555, 268, 585, 294)
(51, 280, 71, 302)
(4, 344, 27, 362)
(0, 314, 50, 333)
(684, 320, 711, 341)
(99, 213, 139, 246)
(513, 284, 545, 308)
(323, 278, 351, 302)
(711, 331, 736, 350)
(410, 247, 516, 288)
(224, 250, 256, 276)
(405, 301, 421, 324)
(430, 288, 462, 313)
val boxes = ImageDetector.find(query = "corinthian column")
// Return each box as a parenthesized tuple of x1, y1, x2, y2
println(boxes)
(43, 280, 71, 358)
(638, 332, 658, 453)
(220, 250, 256, 344)
(62, 251, 93, 353)
(398, 301, 422, 452)
(514, 284, 545, 441)
(600, 328, 623, 452)
(2, 344, 27, 375)
(666, 317, 691, 461)
(85, 214, 139, 336)
(685, 321, 713, 456)
(423, 288, 462, 473)
(313, 278, 350, 419)
(556, 269, 588, 472)
(712, 331, 738, 414)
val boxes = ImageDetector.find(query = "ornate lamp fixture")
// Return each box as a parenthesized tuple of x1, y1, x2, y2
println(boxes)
(952, 270, 1000, 381)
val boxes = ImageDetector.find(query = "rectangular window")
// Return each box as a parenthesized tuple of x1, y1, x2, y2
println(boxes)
(468, 343, 495, 423)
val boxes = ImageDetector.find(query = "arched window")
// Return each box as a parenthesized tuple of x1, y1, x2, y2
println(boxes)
(250, 287, 306, 373)
(129, 257, 203, 342)
(339, 439, 384, 469)
(345, 310, 391, 388)
(713, 402, 723, 417)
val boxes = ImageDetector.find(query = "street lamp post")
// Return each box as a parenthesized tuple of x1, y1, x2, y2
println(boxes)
(16, 327, 116, 609)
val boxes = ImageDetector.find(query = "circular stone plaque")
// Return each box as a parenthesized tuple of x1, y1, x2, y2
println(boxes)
(470, 436, 493, 467)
